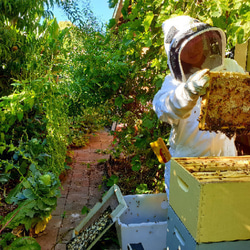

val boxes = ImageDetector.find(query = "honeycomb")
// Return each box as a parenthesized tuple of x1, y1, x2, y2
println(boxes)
(199, 71, 250, 138)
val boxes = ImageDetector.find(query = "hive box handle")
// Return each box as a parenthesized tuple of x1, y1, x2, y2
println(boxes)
(177, 176, 189, 192)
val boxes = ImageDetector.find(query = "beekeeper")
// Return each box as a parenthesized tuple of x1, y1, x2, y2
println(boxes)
(153, 15, 245, 198)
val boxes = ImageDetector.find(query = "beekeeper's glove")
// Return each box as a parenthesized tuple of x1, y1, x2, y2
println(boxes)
(185, 69, 210, 96)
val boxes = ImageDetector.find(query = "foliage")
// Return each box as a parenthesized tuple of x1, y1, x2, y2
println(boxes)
(68, 107, 104, 147)
(0, 1, 108, 247)
(106, 175, 119, 187)
(59, 0, 102, 32)
(161, 0, 250, 49)
(81, 206, 90, 215)
(0, 0, 73, 246)
(0, 71, 69, 180)
(1, 236, 41, 250)
(0, 0, 58, 95)
(2, 165, 60, 232)
(136, 184, 150, 194)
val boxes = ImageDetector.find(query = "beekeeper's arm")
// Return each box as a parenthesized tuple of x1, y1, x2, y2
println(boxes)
(153, 69, 209, 125)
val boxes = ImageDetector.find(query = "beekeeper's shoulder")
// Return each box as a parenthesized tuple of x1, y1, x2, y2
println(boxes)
(223, 58, 245, 73)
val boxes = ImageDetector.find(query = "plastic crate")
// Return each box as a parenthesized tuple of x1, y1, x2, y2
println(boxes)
(116, 193, 168, 250)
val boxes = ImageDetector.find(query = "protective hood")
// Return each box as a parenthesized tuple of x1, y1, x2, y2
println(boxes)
(162, 16, 226, 82)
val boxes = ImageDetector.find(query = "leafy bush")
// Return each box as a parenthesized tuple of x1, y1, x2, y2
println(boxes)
(0, 235, 41, 250)
(0, 1, 72, 245)
(2, 164, 60, 232)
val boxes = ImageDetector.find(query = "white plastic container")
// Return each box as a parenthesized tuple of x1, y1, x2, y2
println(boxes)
(116, 193, 168, 250)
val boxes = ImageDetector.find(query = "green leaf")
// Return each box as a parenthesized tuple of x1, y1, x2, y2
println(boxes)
(0, 173, 10, 184)
(115, 95, 124, 108)
(81, 206, 90, 215)
(144, 37, 152, 47)
(37, 200, 48, 210)
(26, 209, 35, 218)
(107, 18, 116, 29)
(211, 11, 221, 18)
(1, 200, 36, 229)
(107, 175, 119, 186)
(131, 155, 141, 172)
(142, 118, 154, 129)
(5, 183, 22, 204)
(29, 164, 37, 174)
(23, 189, 36, 199)
(155, 75, 165, 88)
(151, 58, 160, 68)
(0, 146, 6, 154)
(50, 19, 59, 39)
(108, 0, 118, 8)
(8, 144, 16, 153)
(24, 218, 33, 232)
(211, 4, 222, 18)
(236, 27, 245, 44)
(136, 184, 150, 194)
(23, 180, 31, 189)
(212, 16, 227, 30)
(25, 96, 35, 109)
(5, 162, 15, 172)
(39, 174, 51, 186)
(121, 0, 130, 19)
(42, 197, 57, 206)
(5, 236, 41, 250)
(97, 158, 108, 163)
(134, 135, 147, 149)
(143, 12, 154, 32)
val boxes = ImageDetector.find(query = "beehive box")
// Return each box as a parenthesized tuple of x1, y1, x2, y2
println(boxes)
(67, 185, 127, 250)
(169, 156, 250, 243)
(167, 205, 250, 250)
(199, 72, 250, 137)
(115, 193, 168, 250)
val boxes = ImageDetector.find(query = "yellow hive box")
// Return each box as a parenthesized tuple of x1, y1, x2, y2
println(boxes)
(199, 72, 250, 137)
(169, 156, 250, 243)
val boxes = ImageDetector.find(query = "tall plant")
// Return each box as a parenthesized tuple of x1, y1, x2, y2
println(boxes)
(1, 1, 106, 244)
(0, 1, 73, 245)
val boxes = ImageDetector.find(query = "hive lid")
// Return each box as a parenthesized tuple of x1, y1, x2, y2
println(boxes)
(66, 184, 127, 250)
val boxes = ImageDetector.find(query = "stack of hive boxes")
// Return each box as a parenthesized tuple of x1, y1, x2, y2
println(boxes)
(166, 156, 250, 250)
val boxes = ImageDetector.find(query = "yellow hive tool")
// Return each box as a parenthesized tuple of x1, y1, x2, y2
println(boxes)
(150, 138, 171, 164)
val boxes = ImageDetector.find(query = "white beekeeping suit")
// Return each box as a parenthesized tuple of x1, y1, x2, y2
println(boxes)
(153, 15, 245, 198)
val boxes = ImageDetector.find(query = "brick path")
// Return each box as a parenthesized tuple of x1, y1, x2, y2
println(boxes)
(36, 130, 114, 250)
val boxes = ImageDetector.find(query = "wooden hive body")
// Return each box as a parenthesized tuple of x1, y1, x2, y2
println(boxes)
(167, 205, 250, 250)
(169, 156, 250, 243)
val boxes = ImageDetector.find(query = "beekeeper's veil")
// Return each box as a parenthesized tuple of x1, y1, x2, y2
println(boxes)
(162, 15, 226, 82)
